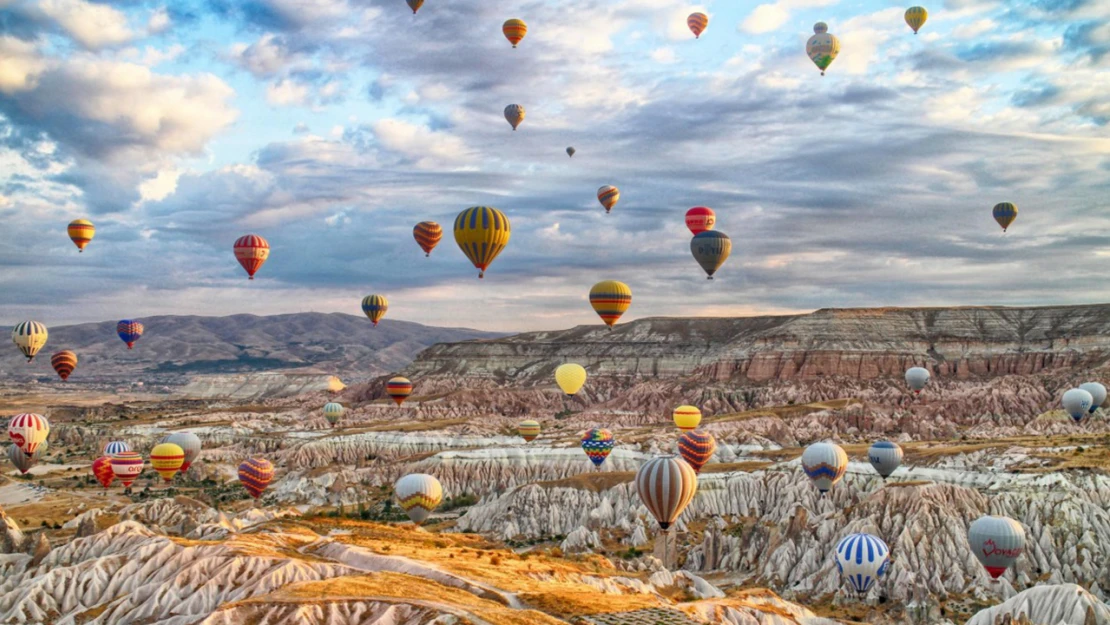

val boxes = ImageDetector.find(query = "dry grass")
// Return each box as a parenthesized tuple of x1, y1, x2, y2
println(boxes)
(710, 398, 859, 424)
(701, 462, 773, 474)
(534, 472, 635, 493)
(332, 417, 470, 435)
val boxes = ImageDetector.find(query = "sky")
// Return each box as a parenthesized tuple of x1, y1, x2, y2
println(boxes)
(0, 0, 1108, 332)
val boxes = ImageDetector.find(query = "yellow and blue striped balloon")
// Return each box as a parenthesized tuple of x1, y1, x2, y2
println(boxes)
(454, 206, 511, 278)
(361, 294, 388, 326)
(904, 6, 927, 34)
(992, 202, 1017, 232)
(589, 280, 631, 328)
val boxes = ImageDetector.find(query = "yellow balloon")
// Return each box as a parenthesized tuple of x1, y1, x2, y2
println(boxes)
(673, 405, 702, 431)
(904, 6, 927, 34)
(555, 364, 587, 396)
(454, 206, 511, 278)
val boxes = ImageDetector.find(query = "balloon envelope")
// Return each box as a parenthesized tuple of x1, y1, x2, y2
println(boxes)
(51, 350, 77, 381)
(905, 367, 930, 393)
(566, 147, 575, 157)
(91, 456, 114, 488)
(395, 473, 443, 525)
(413, 222, 443, 257)
(8, 441, 47, 474)
(68, 219, 95, 252)
(324, 402, 344, 426)
(117, 320, 144, 349)
(581, 428, 615, 466)
(161, 432, 201, 472)
(12, 321, 48, 362)
(110, 451, 144, 488)
(406, 0, 423, 13)
(868, 441, 903, 478)
(518, 419, 541, 442)
(904, 6, 927, 33)
(104, 441, 131, 456)
(677, 431, 716, 473)
(969, 515, 1025, 579)
(1079, 382, 1106, 413)
(361, 295, 388, 326)
(454, 206, 511, 278)
(635, 455, 698, 530)
(672, 405, 702, 431)
(597, 185, 620, 213)
(239, 457, 274, 498)
(687, 12, 708, 38)
(690, 231, 731, 278)
(1063, 388, 1093, 422)
(555, 363, 587, 396)
(993, 202, 1017, 232)
(502, 19, 527, 47)
(685, 207, 716, 235)
(802, 441, 848, 492)
(8, 413, 49, 455)
(504, 104, 525, 130)
(387, 377, 413, 405)
(835, 533, 891, 594)
(150, 443, 185, 482)
(806, 23, 840, 74)
(233, 234, 270, 280)
(589, 280, 632, 328)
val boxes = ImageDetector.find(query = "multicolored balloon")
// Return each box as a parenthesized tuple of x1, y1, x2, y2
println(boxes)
(387, 376, 413, 405)
(395, 473, 443, 525)
(690, 231, 731, 279)
(904, 6, 927, 34)
(566, 147, 575, 157)
(685, 207, 716, 235)
(905, 366, 930, 394)
(518, 419, 541, 442)
(454, 206, 511, 278)
(806, 22, 840, 76)
(589, 280, 631, 329)
(1062, 388, 1093, 422)
(51, 350, 77, 381)
(969, 515, 1025, 579)
(361, 295, 388, 326)
(160, 432, 201, 472)
(110, 451, 144, 488)
(835, 533, 891, 594)
(8, 441, 47, 475)
(993, 202, 1017, 232)
(504, 104, 525, 130)
(868, 441, 903, 479)
(636, 455, 698, 531)
(117, 320, 143, 349)
(406, 0, 423, 14)
(324, 402, 344, 426)
(687, 12, 708, 38)
(233, 234, 270, 280)
(597, 185, 620, 213)
(801, 441, 848, 493)
(555, 363, 587, 396)
(104, 441, 131, 456)
(503, 19, 527, 47)
(581, 428, 615, 467)
(68, 219, 95, 252)
(677, 430, 716, 473)
(1079, 382, 1106, 413)
(413, 221, 443, 257)
(8, 413, 49, 455)
(672, 405, 702, 431)
(150, 443, 185, 482)
(239, 457, 274, 498)
(91, 455, 114, 488)
(12, 321, 48, 362)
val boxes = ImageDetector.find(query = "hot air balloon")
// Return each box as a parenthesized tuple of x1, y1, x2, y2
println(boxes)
(324, 402, 344, 426)
(233, 234, 270, 280)
(636, 455, 698, 531)
(239, 457, 274, 499)
(8, 413, 49, 455)
(969, 515, 1025, 579)
(673, 406, 702, 431)
(413, 221, 443, 257)
(835, 533, 891, 594)
(110, 451, 144, 489)
(68, 219, 95, 252)
(504, 104, 525, 130)
(690, 231, 731, 279)
(589, 280, 631, 329)
(406, 0, 423, 14)
(806, 22, 840, 76)
(361, 295, 388, 326)
(150, 443, 185, 483)
(993, 202, 1017, 232)
(503, 19, 527, 47)
(51, 350, 77, 381)
(597, 185, 620, 213)
(555, 363, 587, 396)
(687, 12, 708, 38)
(117, 320, 143, 349)
(1063, 388, 1093, 422)
(566, 147, 576, 157)
(387, 376, 413, 405)
(161, 432, 201, 472)
(904, 6, 927, 34)
(104, 441, 131, 456)
(685, 207, 716, 236)
(905, 366, 930, 394)
(581, 428, 615, 467)
(518, 419, 541, 442)
(454, 206, 511, 278)
(12, 321, 47, 362)
(1079, 382, 1106, 413)
(91, 455, 114, 488)
(8, 441, 47, 475)
(395, 473, 443, 525)
(802, 441, 848, 493)
(677, 430, 716, 473)
(868, 441, 903, 479)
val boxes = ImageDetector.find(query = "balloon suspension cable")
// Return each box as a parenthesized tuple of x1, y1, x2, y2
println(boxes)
(249, 275, 254, 280)
(426, 252, 430, 257)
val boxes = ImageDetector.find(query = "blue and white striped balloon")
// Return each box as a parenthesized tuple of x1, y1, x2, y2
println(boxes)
(104, 441, 131, 456)
(835, 533, 890, 594)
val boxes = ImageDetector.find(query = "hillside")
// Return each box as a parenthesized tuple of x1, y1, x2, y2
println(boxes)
(0, 313, 503, 385)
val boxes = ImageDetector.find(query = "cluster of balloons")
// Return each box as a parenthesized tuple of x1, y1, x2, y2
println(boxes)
(1061, 382, 1106, 422)
(10, 316, 145, 382)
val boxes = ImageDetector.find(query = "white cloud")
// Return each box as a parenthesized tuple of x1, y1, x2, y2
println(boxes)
(120, 44, 186, 67)
(741, 0, 839, 34)
(651, 47, 677, 64)
(0, 36, 47, 94)
(371, 119, 469, 168)
(138, 168, 181, 203)
(37, 0, 135, 49)
(146, 7, 172, 35)
(951, 18, 995, 40)
(267, 77, 310, 106)
(230, 34, 304, 77)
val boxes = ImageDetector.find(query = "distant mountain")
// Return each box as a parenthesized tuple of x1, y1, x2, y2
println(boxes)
(0, 313, 505, 384)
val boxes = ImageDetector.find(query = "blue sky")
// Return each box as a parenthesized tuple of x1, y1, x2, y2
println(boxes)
(1, 0, 1108, 332)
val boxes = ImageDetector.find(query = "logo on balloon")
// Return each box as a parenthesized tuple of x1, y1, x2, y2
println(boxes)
(9, 433, 25, 448)
(982, 539, 1023, 558)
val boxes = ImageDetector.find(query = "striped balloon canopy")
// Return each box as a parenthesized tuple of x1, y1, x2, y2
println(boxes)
(91, 456, 114, 488)
(104, 441, 131, 456)
(518, 419, 541, 442)
(361, 295, 388, 326)
(117, 320, 144, 349)
(904, 6, 927, 33)
(413, 221, 443, 257)
(687, 12, 708, 38)
(835, 533, 890, 594)
(150, 443, 185, 482)
(386, 376, 413, 405)
(51, 350, 77, 381)
(454, 206, 511, 278)
(395, 473, 443, 525)
(12, 321, 48, 362)
(502, 18, 527, 47)
(68, 219, 95, 252)
(8, 413, 49, 455)
(161, 432, 202, 472)
(233, 234, 270, 280)
(597, 185, 620, 213)
(677, 430, 716, 473)
(323, 402, 344, 426)
(239, 457, 274, 499)
(672, 405, 702, 431)
(110, 451, 144, 488)
(802, 441, 848, 493)
(8, 441, 48, 475)
(581, 428, 615, 467)
(992, 202, 1017, 232)
(589, 280, 631, 329)
(685, 206, 716, 236)
(635, 455, 698, 531)
(690, 231, 731, 279)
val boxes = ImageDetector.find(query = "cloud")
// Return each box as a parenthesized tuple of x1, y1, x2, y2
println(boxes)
(370, 119, 470, 168)
(35, 0, 135, 49)
(229, 33, 304, 77)
(650, 47, 676, 64)
(741, 0, 839, 34)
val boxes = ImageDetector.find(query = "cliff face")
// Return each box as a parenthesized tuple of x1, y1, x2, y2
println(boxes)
(406, 305, 1110, 384)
